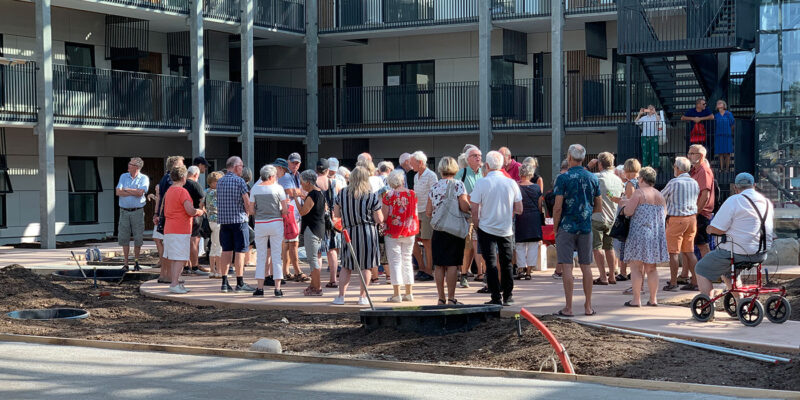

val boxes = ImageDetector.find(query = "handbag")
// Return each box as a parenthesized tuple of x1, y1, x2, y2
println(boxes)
(430, 180, 470, 239)
(199, 215, 212, 239)
(283, 202, 299, 240)
(690, 122, 706, 144)
(609, 207, 631, 241)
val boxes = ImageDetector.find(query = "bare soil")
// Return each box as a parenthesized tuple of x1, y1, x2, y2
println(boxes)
(1, 265, 798, 391)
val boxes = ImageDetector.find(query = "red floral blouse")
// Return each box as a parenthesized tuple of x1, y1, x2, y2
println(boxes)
(382, 189, 419, 238)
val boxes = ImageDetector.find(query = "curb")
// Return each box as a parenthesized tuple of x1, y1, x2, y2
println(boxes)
(0, 333, 797, 399)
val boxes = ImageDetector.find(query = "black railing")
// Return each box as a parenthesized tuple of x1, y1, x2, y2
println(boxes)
(565, 74, 659, 127)
(99, 0, 189, 13)
(53, 65, 191, 129)
(204, 0, 241, 22)
(319, 82, 479, 135)
(256, 0, 306, 33)
(0, 62, 37, 123)
(491, 0, 551, 18)
(565, 0, 616, 14)
(618, 0, 756, 55)
(255, 85, 306, 135)
(205, 80, 241, 132)
(492, 78, 551, 130)
(319, 0, 478, 33)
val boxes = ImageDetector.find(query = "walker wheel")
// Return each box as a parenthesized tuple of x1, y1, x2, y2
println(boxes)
(722, 293, 737, 317)
(765, 296, 791, 324)
(690, 294, 715, 322)
(737, 298, 764, 327)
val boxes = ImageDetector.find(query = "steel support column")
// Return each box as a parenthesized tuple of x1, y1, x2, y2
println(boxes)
(36, 0, 55, 249)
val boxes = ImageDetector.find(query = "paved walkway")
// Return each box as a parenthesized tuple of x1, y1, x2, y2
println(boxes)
(0, 342, 761, 400)
(0, 242, 157, 268)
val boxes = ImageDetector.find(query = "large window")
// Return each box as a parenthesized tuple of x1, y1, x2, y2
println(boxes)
(384, 60, 435, 120)
(68, 157, 102, 224)
(65, 42, 96, 93)
(65, 42, 95, 68)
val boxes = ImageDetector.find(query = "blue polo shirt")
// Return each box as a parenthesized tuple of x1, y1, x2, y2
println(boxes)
(116, 172, 149, 209)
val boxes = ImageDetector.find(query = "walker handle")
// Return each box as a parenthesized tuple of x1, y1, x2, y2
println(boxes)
(342, 229, 351, 244)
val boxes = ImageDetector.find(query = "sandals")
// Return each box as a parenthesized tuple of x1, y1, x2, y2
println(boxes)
(285, 273, 295, 281)
(624, 300, 641, 307)
(553, 310, 574, 317)
(370, 277, 379, 284)
(437, 298, 446, 305)
(325, 282, 338, 288)
(615, 273, 629, 282)
(448, 298, 463, 305)
(524, 273, 532, 280)
(303, 286, 323, 296)
(294, 273, 310, 282)
(593, 278, 609, 285)
(474, 274, 485, 282)
(676, 276, 690, 285)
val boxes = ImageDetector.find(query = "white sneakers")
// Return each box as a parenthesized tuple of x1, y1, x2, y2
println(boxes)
(332, 296, 345, 305)
(386, 295, 402, 303)
(357, 297, 370, 306)
(401, 294, 414, 302)
(168, 284, 190, 294)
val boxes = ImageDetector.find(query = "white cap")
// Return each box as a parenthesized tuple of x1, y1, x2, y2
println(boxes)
(328, 157, 340, 171)
(399, 153, 411, 165)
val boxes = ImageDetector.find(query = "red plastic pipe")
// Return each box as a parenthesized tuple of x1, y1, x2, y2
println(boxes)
(519, 307, 575, 374)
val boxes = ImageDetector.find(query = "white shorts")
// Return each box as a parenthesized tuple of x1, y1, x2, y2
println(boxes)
(152, 230, 164, 240)
(163, 234, 191, 261)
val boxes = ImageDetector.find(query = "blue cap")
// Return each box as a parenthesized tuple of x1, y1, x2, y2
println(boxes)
(735, 172, 755, 185)
(273, 158, 289, 170)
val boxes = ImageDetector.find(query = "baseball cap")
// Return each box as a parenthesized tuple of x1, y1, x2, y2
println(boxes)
(192, 156, 210, 168)
(735, 172, 755, 186)
(288, 152, 302, 163)
(328, 157, 340, 171)
(273, 158, 289, 170)
(316, 158, 329, 174)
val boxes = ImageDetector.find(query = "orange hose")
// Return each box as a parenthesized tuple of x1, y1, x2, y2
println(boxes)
(519, 307, 575, 374)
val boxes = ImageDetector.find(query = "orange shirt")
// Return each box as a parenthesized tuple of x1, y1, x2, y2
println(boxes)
(164, 186, 194, 234)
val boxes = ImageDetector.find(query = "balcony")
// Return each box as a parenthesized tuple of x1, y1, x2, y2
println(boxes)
(491, 0, 551, 19)
(617, 0, 758, 56)
(319, 0, 479, 34)
(0, 62, 37, 123)
(98, 0, 190, 13)
(204, 0, 241, 22)
(256, 0, 306, 33)
(254, 84, 306, 135)
(565, 0, 616, 14)
(564, 74, 658, 127)
(53, 65, 191, 130)
(492, 78, 551, 130)
(206, 79, 241, 132)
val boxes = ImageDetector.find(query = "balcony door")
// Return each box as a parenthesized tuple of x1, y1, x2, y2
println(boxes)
(384, 60, 434, 121)
(339, 63, 363, 126)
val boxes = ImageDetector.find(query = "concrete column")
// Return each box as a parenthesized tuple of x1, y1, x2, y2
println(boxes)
(305, 0, 319, 167)
(240, 0, 255, 170)
(550, 0, 564, 182)
(478, 0, 492, 155)
(625, 56, 632, 123)
(190, 0, 205, 161)
(36, 0, 55, 249)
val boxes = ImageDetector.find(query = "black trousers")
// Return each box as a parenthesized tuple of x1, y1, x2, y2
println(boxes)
(476, 228, 514, 302)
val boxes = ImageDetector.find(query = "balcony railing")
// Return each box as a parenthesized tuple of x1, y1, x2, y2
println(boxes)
(53, 65, 191, 129)
(319, 0, 479, 33)
(491, 0, 551, 19)
(565, 0, 616, 14)
(256, 0, 306, 33)
(0, 62, 37, 123)
(102, 0, 190, 13)
(618, 0, 758, 55)
(492, 78, 551, 130)
(204, 0, 241, 22)
(565, 74, 659, 127)
(255, 84, 306, 135)
(206, 79, 241, 132)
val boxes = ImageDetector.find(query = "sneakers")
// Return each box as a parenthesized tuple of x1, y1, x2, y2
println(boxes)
(458, 275, 470, 288)
(503, 296, 515, 306)
(663, 284, 680, 292)
(168, 285, 189, 294)
(401, 294, 414, 302)
(192, 268, 209, 276)
(220, 277, 234, 293)
(552, 272, 563, 280)
(416, 271, 434, 281)
(357, 297, 370, 306)
(133, 261, 141, 272)
(332, 296, 345, 305)
(235, 283, 256, 292)
(386, 295, 402, 303)
(274, 289, 284, 298)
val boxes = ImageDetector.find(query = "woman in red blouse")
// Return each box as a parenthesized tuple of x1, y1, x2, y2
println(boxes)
(380, 169, 420, 302)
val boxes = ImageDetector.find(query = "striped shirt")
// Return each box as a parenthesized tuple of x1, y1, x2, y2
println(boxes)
(660, 173, 700, 216)
(216, 171, 250, 224)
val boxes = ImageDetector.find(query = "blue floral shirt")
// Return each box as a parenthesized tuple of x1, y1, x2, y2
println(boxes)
(554, 166, 599, 234)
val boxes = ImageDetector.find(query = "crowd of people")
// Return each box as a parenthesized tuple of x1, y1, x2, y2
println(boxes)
(116, 137, 775, 312)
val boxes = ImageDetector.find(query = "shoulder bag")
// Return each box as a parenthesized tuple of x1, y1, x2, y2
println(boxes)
(609, 207, 630, 241)
(430, 180, 470, 239)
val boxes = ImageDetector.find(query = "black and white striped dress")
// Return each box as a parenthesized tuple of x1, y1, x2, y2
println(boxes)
(336, 187, 381, 270)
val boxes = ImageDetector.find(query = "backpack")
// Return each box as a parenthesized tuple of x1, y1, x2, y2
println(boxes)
(712, 178, 722, 214)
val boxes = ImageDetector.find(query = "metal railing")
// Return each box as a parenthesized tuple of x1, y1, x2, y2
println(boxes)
(256, 0, 306, 33)
(618, 0, 756, 55)
(53, 65, 191, 129)
(204, 0, 241, 22)
(319, 81, 479, 135)
(565, 0, 616, 14)
(492, 78, 551, 130)
(565, 74, 659, 127)
(0, 62, 37, 123)
(491, 0, 551, 18)
(205, 79, 241, 132)
(255, 84, 306, 135)
(319, 0, 479, 33)
(104, 0, 189, 13)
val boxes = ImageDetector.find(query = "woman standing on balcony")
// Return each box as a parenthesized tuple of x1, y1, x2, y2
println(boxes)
(714, 100, 735, 171)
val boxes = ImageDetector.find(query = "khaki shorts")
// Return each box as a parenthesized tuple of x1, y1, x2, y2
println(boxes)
(118, 208, 145, 247)
(591, 219, 613, 251)
(418, 212, 433, 240)
(666, 215, 697, 254)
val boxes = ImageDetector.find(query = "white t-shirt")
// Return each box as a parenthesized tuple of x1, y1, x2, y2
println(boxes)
(369, 176, 384, 194)
(469, 170, 522, 237)
(414, 168, 438, 212)
(710, 189, 774, 255)
(636, 113, 659, 137)
(249, 183, 286, 221)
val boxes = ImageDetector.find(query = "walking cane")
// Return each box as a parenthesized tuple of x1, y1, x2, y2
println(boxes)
(342, 229, 375, 310)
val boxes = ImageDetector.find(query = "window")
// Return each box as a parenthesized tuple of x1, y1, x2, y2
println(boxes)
(492, 57, 520, 120)
(65, 42, 96, 92)
(65, 42, 95, 68)
(68, 157, 102, 224)
(384, 60, 435, 120)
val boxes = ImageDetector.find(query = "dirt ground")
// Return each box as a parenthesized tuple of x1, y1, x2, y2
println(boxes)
(0, 265, 798, 391)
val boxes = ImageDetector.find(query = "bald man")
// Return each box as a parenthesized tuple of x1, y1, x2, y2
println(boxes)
(499, 147, 522, 182)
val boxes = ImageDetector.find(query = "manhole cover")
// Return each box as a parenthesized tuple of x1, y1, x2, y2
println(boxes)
(7, 308, 90, 320)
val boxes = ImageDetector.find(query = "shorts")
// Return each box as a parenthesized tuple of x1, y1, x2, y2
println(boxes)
(695, 248, 767, 283)
(555, 230, 593, 265)
(695, 214, 711, 245)
(591, 219, 613, 250)
(220, 222, 249, 253)
(163, 233, 191, 261)
(417, 212, 433, 240)
(118, 208, 145, 247)
(191, 215, 203, 238)
(666, 215, 698, 253)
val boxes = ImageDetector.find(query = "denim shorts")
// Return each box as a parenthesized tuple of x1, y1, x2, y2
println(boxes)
(219, 222, 249, 253)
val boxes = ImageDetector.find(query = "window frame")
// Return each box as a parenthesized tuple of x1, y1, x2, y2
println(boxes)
(382, 60, 435, 121)
(0, 194, 6, 228)
(67, 156, 102, 225)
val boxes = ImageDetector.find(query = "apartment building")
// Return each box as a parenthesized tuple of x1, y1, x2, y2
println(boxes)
(1, 0, 792, 247)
